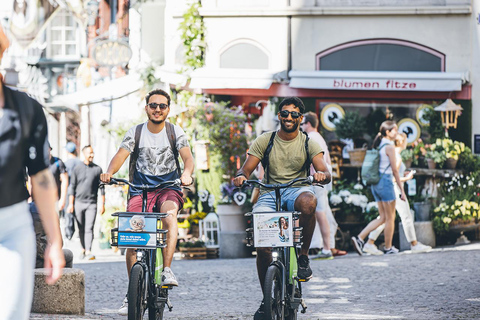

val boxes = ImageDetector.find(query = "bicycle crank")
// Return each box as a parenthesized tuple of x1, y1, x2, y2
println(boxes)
(300, 298, 307, 314)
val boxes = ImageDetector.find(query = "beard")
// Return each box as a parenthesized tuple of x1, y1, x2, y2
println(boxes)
(148, 113, 165, 124)
(280, 119, 299, 133)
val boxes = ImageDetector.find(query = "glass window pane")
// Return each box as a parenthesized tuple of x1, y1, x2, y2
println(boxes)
(51, 45, 62, 57)
(66, 45, 76, 56)
(66, 30, 76, 41)
(51, 30, 62, 41)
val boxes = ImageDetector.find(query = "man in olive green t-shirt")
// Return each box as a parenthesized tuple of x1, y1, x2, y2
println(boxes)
(233, 97, 331, 320)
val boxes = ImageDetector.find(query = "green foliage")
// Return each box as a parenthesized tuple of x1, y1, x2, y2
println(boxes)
(421, 107, 445, 143)
(139, 63, 159, 92)
(458, 146, 480, 173)
(366, 108, 386, 138)
(178, 0, 206, 71)
(329, 180, 374, 223)
(400, 148, 414, 162)
(425, 150, 446, 166)
(335, 111, 367, 141)
(198, 102, 249, 180)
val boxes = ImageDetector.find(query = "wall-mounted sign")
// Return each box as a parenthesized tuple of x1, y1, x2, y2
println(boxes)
(398, 118, 421, 145)
(416, 104, 433, 126)
(321, 103, 345, 131)
(92, 40, 132, 67)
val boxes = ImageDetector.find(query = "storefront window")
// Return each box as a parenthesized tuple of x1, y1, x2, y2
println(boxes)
(317, 39, 444, 72)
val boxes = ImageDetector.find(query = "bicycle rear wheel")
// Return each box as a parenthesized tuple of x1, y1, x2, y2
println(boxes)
(128, 264, 147, 320)
(264, 265, 284, 320)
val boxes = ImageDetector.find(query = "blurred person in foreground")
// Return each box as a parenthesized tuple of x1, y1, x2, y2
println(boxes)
(0, 26, 64, 320)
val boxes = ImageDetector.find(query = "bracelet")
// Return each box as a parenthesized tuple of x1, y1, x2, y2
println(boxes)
(235, 172, 246, 178)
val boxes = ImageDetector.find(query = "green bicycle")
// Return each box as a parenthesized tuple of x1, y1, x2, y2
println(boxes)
(109, 178, 180, 320)
(244, 176, 314, 320)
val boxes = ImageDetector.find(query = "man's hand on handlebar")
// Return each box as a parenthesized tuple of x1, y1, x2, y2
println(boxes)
(233, 175, 247, 187)
(180, 173, 193, 186)
(100, 172, 113, 183)
(313, 171, 328, 184)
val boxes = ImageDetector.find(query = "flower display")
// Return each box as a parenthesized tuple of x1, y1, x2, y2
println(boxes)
(329, 180, 374, 222)
(433, 200, 478, 233)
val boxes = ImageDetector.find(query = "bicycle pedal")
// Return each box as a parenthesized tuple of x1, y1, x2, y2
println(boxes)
(300, 299, 307, 313)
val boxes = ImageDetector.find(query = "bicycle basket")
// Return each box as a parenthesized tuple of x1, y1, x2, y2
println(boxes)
(245, 211, 303, 248)
(111, 212, 168, 249)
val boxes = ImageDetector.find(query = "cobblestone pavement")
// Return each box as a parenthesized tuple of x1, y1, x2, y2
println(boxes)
(31, 241, 480, 320)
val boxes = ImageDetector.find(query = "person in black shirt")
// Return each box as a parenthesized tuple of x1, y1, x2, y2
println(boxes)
(0, 26, 64, 320)
(48, 145, 68, 211)
(67, 145, 105, 260)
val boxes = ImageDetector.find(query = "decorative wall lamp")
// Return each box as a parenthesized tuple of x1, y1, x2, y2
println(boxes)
(434, 99, 463, 129)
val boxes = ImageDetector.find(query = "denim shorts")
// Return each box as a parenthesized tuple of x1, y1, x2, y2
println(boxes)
(370, 174, 396, 202)
(253, 186, 315, 212)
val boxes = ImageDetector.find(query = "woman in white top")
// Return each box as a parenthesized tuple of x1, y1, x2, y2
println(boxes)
(364, 133, 432, 254)
(352, 121, 406, 255)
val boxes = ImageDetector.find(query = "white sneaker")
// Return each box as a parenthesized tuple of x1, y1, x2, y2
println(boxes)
(411, 242, 432, 253)
(118, 297, 128, 315)
(362, 243, 384, 255)
(383, 246, 399, 254)
(161, 267, 178, 286)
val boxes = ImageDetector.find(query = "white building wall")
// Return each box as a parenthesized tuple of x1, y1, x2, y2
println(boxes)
(471, 0, 480, 148)
(291, 15, 472, 72)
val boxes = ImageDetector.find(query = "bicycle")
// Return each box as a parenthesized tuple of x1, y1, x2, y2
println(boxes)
(108, 178, 181, 320)
(243, 176, 315, 320)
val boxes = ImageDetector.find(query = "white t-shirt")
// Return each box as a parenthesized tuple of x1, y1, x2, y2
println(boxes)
(120, 122, 189, 193)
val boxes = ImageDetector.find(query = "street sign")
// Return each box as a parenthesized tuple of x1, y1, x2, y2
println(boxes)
(92, 40, 132, 67)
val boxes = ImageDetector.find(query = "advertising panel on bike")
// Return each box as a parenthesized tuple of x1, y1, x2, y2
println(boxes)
(117, 214, 158, 248)
(253, 212, 293, 247)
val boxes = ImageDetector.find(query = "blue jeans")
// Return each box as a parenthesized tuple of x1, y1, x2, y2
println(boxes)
(371, 174, 396, 202)
(0, 201, 36, 320)
(253, 186, 315, 213)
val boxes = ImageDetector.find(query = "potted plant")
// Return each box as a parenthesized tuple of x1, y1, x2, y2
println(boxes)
(329, 180, 371, 223)
(425, 150, 445, 169)
(334, 111, 368, 166)
(412, 138, 427, 167)
(442, 138, 465, 169)
(400, 148, 414, 169)
(178, 239, 207, 260)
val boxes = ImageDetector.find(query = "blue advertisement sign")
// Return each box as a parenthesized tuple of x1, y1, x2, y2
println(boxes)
(118, 232, 156, 248)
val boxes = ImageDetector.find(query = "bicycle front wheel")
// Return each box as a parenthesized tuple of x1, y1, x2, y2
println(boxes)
(264, 265, 284, 320)
(148, 287, 165, 320)
(128, 264, 147, 320)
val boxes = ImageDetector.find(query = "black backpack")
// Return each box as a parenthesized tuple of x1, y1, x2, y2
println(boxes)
(128, 121, 181, 182)
(261, 131, 311, 183)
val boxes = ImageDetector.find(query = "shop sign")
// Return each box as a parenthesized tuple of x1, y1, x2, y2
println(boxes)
(92, 40, 132, 67)
(398, 118, 421, 145)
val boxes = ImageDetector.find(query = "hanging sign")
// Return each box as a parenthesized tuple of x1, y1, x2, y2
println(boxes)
(398, 118, 421, 145)
(321, 103, 345, 131)
(416, 104, 434, 126)
(92, 40, 132, 67)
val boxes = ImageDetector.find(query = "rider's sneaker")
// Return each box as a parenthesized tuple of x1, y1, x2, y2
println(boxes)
(297, 255, 313, 281)
(253, 301, 265, 320)
(118, 296, 128, 315)
(161, 267, 178, 286)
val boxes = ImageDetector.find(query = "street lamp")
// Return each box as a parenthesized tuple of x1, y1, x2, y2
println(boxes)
(86, 0, 100, 26)
(434, 99, 463, 129)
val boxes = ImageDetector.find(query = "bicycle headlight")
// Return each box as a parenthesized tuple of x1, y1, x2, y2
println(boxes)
(136, 251, 143, 260)
(272, 251, 278, 261)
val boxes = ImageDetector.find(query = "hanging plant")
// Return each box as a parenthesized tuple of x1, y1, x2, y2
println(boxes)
(178, 0, 206, 71)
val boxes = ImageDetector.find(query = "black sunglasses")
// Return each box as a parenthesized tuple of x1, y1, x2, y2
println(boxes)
(279, 110, 302, 119)
(148, 103, 169, 110)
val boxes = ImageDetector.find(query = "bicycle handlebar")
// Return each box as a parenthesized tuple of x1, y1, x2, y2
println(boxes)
(242, 176, 314, 190)
(106, 178, 182, 191)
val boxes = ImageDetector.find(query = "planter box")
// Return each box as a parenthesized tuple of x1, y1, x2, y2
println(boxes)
(179, 247, 207, 260)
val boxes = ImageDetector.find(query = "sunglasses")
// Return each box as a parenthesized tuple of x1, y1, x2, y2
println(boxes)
(148, 103, 169, 110)
(279, 110, 302, 119)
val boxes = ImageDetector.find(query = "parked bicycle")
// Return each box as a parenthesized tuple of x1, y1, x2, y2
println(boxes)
(243, 176, 316, 320)
(107, 178, 181, 320)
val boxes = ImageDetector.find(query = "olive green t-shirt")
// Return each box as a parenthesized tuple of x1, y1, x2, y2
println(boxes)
(248, 131, 323, 190)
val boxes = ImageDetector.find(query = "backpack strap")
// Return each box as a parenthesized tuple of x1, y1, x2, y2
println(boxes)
(261, 131, 276, 184)
(302, 131, 311, 176)
(128, 124, 143, 182)
(377, 142, 391, 178)
(165, 122, 181, 177)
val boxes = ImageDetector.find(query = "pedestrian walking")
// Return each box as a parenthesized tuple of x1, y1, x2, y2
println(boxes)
(67, 145, 105, 260)
(100, 88, 194, 315)
(48, 144, 68, 212)
(64, 141, 81, 239)
(301, 112, 334, 260)
(0, 26, 64, 320)
(352, 121, 406, 255)
(363, 133, 432, 255)
(233, 97, 331, 319)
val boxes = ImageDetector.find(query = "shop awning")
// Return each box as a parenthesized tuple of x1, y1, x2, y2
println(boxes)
(189, 68, 275, 89)
(52, 74, 143, 108)
(289, 70, 468, 92)
(154, 65, 189, 87)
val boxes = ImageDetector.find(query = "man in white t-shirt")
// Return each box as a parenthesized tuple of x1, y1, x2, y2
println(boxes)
(100, 89, 194, 315)
(302, 112, 346, 259)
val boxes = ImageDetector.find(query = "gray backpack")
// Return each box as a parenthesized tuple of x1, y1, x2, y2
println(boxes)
(361, 143, 390, 186)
